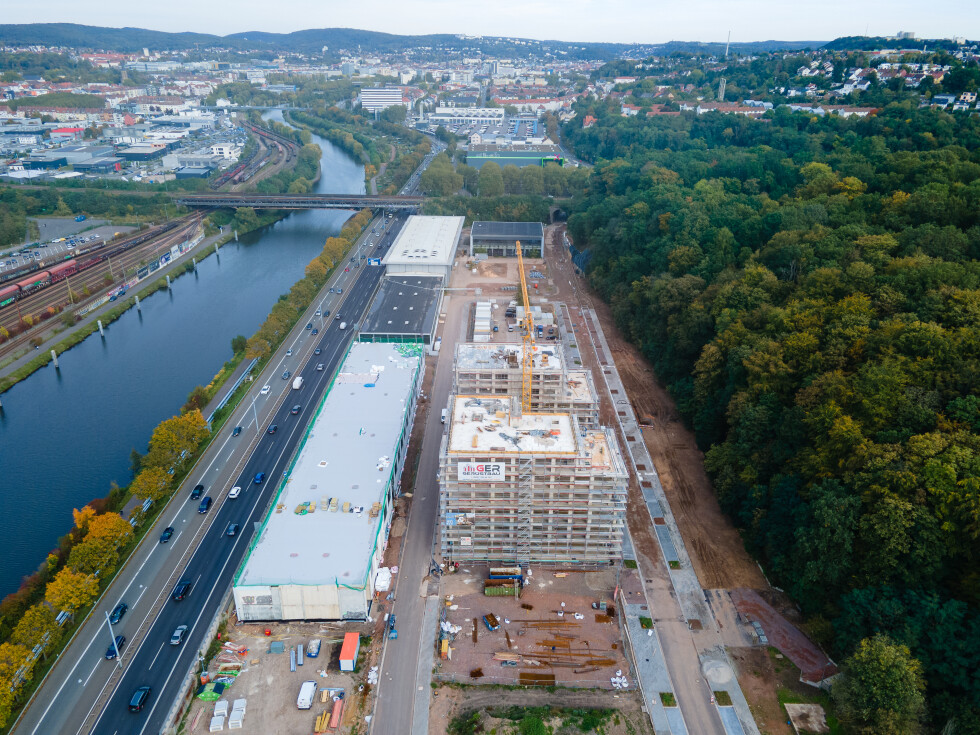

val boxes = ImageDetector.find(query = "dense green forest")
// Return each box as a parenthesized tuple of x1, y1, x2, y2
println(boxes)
(564, 100, 980, 730)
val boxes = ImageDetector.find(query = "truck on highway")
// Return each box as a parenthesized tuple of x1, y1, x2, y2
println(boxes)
(292, 376, 304, 390)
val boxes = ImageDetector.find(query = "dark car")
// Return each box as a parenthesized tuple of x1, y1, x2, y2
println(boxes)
(291, 405, 301, 415)
(232, 426, 242, 437)
(254, 472, 266, 485)
(159, 527, 174, 543)
(267, 424, 278, 435)
(109, 603, 127, 624)
(306, 322, 313, 330)
(106, 635, 125, 660)
(191, 484, 204, 500)
(226, 523, 240, 537)
(282, 370, 291, 380)
(198, 496, 212, 514)
(129, 685, 151, 712)
(312, 328, 318, 335)
(171, 580, 191, 602)
(314, 348, 321, 355)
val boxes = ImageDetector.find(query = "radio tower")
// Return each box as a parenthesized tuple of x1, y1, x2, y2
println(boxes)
(725, 30, 731, 58)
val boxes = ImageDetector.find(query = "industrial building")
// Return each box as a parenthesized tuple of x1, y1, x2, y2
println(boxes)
(466, 142, 564, 169)
(454, 342, 599, 429)
(430, 107, 506, 126)
(438, 394, 628, 565)
(381, 215, 463, 282)
(359, 275, 443, 345)
(232, 342, 424, 621)
(469, 221, 545, 257)
(359, 87, 405, 112)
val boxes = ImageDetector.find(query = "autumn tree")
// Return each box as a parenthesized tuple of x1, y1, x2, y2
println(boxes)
(0, 642, 31, 726)
(143, 411, 209, 471)
(45, 568, 98, 614)
(129, 466, 172, 503)
(11, 603, 60, 658)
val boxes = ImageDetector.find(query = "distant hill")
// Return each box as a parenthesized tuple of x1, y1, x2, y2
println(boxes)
(822, 35, 973, 51)
(0, 23, 823, 59)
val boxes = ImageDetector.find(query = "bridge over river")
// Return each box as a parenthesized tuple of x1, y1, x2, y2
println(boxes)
(174, 193, 424, 210)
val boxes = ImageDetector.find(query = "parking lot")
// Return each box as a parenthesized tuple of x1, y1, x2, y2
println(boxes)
(0, 219, 135, 274)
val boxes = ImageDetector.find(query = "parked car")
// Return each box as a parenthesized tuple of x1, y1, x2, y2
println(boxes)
(129, 686, 151, 712)
(105, 635, 125, 660)
(109, 603, 128, 624)
(169, 625, 188, 646)
(159, 527, 174, 543)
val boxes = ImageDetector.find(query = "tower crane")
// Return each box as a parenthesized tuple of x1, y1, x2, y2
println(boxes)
(515, 240, 534, 413)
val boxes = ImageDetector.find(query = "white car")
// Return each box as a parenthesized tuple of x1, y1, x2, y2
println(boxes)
(260, 385, 270, 395)
(286, 349, 292, 356)
(228, 486, 242, 499)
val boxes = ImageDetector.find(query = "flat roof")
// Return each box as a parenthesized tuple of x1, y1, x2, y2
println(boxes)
(456, 342, 564, 372)
(469, 143, 562, 153)
(360, 275, 441, 338)
(382, 215, 463, 269)
(471, 221, 544, 241)
(236, 342, 422, 588)
(447, 395, 577, 455)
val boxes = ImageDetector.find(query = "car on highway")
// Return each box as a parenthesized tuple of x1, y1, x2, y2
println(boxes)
(254, 472, 266, 485)
(314, 309, 321, 316)
(109, 603, 127, 624)
(312, 328, 318, 335)
(169, 625, 188, 646)
(306, 323, 312, 330)
(316, 363, 324, 371)
(226, 523, 240, 537)
(228, 486, 242, 499)
(232, 426, 242, 436)
(105, 635, 125, 660)
(267, 424, 278, 435)
(129, 685, 151, 712)
(313, 348, 321, 355)
(198, 497, 212, 514)
(159, 527, 174, 543)
(171, 580, 192, 601)
(191, 484, 205, 499)
(291, 405, 301, 415)
(282, 370, 291, 380)
(335, 314, 341, 320)
(286, 349, 292, 356)
(260, 385, 271, 395)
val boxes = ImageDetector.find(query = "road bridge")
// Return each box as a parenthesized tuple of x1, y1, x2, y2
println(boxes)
(174, 193, 424, 211)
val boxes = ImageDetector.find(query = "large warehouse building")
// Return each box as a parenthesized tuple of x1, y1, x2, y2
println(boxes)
(359, 275, 443, 345)
(381, 215, 464, 282)
(469, 221, 545, 258)
(466, 142, 564, 169)
(438, 395, 628, 565)
(232, 342, 424, 621)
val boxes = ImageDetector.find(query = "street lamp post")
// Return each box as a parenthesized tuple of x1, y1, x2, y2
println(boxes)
(105, 611, 122, 669)
(251, 395, 260, 436)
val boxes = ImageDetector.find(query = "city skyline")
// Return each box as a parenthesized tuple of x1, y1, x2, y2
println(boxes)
(4, 0, 978, 46)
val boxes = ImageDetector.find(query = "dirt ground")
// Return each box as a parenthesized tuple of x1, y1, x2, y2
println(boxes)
(428, 684, 655, 735)
(434, 566, 630, 690)
(183, 621, 377, 734)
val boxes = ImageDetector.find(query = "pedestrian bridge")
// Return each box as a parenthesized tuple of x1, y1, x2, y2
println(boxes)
(174, 193, 424, 211)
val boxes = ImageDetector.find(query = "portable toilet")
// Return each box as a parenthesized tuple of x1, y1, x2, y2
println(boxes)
(339, 632, 360, 672)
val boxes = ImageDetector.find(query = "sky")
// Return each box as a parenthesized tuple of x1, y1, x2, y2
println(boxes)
(5, 0, 979, 45)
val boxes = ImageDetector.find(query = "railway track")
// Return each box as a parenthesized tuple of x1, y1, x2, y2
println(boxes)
(0, 217, 203, 357)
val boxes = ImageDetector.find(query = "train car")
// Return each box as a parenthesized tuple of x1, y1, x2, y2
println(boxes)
(0, 284, 19, 310)
(49, 259, 78, 283)
(16, 272, 51, 295)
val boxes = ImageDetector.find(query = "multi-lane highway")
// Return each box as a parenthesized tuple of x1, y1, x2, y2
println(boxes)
(14, 214, 406, 735)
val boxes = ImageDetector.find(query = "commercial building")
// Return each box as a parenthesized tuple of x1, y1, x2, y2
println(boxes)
(381, 215, 464, 282)
(431, 107, 506, 126)
(467, 142, 564, 169)
(359, 275, 443, 345)
(232, 342, 424, 621)
(469, 221, 545, 258)
(438, 394, 628, 565)
(359, 87, 405, 112)
(454, 342, 599, 429)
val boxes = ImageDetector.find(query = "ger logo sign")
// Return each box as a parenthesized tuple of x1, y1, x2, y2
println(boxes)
(458, 462, 504, 482)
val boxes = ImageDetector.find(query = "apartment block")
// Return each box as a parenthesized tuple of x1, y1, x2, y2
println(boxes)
(454, 343, 599, 429)
(439, 395, 628, 565)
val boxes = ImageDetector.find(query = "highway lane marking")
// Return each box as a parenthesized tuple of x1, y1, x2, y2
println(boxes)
(133, 585, 148, 608)
(146, 643, 166, 672)
(82, 661, 101, 688)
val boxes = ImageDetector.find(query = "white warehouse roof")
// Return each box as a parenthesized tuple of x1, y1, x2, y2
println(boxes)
(382, 215, 463, 272)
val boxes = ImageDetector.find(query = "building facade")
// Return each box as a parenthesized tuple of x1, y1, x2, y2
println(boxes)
(359, 87, 405, 112)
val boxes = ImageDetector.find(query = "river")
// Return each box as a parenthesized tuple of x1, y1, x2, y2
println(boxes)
(0, 113, 365, 596)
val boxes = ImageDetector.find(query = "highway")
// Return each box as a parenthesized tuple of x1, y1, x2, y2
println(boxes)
(13, 214, 406, 735)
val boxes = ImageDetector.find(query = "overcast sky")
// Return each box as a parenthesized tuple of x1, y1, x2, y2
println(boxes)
(6, 0, 978, 45)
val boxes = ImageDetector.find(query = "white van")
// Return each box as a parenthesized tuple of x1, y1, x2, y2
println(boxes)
(297, 680, 316, 710)
(441, 408, 447, 424)
(339, 322, 347, 330)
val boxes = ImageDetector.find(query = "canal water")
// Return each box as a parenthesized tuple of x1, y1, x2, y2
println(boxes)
(0, 116, 365, 596)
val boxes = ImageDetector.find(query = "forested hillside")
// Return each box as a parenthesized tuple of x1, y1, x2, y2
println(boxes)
(564, 100, 980, 729)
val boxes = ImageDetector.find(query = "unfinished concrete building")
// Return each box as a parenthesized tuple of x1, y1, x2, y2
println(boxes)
(454, 343, 599, 429)
(438, 395, 628, 565)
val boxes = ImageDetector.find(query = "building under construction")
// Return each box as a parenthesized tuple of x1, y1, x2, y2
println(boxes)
(438, 394, 628, 565)
(454, 342, 600, 429)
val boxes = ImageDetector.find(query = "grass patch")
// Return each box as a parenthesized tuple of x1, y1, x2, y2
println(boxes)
(623, 559, 638, 569)
(713, 690, 733, 706)
(639, 616, 654, 629)
(660, 692, 677, 707)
